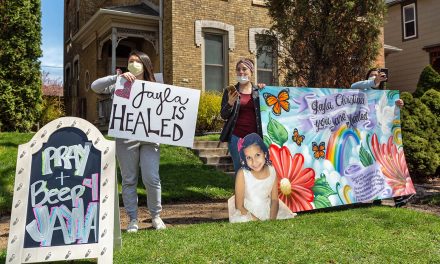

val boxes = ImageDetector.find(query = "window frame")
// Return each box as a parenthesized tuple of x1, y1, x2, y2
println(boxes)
(255, 34, 278, 86)
(401, 2, 418, 41)
(202, 29, 229, 92)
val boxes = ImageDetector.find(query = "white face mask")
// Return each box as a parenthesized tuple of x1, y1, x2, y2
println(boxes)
(128, 61, 144, 76)
(236, 75, 250, 84)
(368, 76, 376, 81)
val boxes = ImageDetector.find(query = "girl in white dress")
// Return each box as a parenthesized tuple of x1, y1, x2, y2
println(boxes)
(228, 133, 296, 223)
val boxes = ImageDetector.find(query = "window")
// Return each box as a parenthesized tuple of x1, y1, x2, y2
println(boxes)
(204, 33, 227, 91)
(402, 3, 417, 40)
(73, 58, 79, 97)
(65, 65, 71, 97)
(256, 36, 277, 85)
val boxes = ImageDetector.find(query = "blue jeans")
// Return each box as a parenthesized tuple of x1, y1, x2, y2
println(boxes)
(228, 135, 242, 176)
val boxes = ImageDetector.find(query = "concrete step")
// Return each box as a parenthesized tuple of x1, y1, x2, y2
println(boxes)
(194, 148, 229, 157)
(193, 140, 228, 149)
(200, 155, 233, 165)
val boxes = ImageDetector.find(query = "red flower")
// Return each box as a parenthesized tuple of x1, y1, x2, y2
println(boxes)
(371, 134, 416, 196)
(269, 144, 315, 212)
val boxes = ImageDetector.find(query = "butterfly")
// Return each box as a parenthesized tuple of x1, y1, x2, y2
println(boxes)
(114, 80, 133, 99)
(312, 142, 325, 159)
(292, 128, 305, 146)
(263, 89, 290, 116)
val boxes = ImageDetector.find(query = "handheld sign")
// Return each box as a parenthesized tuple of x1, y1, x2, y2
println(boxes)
(7, 117, 121, 264)
(108, 78, 201, 148)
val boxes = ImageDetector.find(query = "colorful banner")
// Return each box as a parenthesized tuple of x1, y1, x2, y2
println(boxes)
(108, 77, 200, 148)
(260, 87, 416, 213)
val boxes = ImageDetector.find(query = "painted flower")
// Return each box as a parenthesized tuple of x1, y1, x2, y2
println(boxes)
(371, 134, 416, 196)
(269, 144, 315, 212)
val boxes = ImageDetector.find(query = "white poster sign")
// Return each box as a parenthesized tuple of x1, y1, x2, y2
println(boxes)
(108, 78, 200, 148)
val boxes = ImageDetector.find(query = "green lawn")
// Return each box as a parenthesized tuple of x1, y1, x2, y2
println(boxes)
(1, 207, 439, 263)
(1, 132, 440, 263)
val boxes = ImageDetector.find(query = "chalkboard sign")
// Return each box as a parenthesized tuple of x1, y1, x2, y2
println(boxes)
(7, 117, 120, 264)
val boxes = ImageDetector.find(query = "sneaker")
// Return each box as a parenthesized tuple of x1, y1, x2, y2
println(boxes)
(152, 216, 166, 230)
(127, 219, 138, 233)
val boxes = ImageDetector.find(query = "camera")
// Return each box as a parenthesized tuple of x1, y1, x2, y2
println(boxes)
(379, 68, 388, 82)
(226, 85, 236, 93)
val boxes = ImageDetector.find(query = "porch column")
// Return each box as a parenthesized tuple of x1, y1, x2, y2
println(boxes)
(111, 28, 117, 74)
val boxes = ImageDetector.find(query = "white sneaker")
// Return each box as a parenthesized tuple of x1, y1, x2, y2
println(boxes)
(152, 216, 166, 230)
(127, 219, 138, 233)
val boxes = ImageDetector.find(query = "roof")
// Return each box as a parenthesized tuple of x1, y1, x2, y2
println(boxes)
(385, 0, 404, 6)
(102, 3, 159, 16)
(42, 84, 63, 97)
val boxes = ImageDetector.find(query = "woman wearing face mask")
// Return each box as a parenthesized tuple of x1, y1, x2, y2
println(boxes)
(91, 50, 166, 232)
(220, 58, 263, 176)
(351, 68, 404, 107)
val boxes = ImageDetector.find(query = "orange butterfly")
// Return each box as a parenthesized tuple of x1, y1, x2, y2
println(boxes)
(263, 89, 290, 115)
(312, 142, 325, 159)
(292, 128, 305, 146)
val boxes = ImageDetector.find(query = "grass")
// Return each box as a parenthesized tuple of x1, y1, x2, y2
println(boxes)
(194, 133, 220, 141)
(2, 206, 439, 263)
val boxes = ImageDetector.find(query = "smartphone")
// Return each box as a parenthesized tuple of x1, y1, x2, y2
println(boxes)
(226, 85, 236, 93)
(379, 68, 388, 82)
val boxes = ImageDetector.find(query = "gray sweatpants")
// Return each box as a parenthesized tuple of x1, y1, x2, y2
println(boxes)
(116, 138, 162, 220)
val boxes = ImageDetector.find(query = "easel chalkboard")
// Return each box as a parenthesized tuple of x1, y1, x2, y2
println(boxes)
(6, 117, 121, 263)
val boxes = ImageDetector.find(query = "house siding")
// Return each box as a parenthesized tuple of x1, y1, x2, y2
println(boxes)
(384, 0, 440, 92)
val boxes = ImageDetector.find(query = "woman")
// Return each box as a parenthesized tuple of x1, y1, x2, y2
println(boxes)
(220, 58, 263, 175)
(91, 50, 166, 231)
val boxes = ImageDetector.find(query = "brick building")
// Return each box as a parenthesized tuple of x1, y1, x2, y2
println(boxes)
(64, 0, 274, 127)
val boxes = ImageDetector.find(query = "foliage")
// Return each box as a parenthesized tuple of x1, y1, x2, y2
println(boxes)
(0, 0, 43, 131)
(196, 91, 223, 133)
(414, 65, 440, 98)
(265, 0, 385, 87)
(400, 92, 440, 179)
(39, 96, 65, 126)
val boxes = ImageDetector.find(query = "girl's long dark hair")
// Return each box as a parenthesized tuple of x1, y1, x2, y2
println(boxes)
(130, 50, 156, 82)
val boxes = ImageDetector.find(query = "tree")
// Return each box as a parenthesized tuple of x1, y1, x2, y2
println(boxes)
(265, 0, 386, 87)
(0, 0, 42, 131)
(413, 65, 440, 98)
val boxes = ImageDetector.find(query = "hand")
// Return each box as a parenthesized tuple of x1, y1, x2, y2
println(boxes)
(395, 99, 404, 108)
(374, 73, 387, 87)
(121, 72, 136, 82)
(257, 83, 266, 89)
(228, 90, 239, 106)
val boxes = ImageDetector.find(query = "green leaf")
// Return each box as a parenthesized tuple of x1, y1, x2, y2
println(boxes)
(359, 144, 374, 167)
(267, 114, 288, 146)
(263, 135, 272, 148)
(314, 195, 332, 209)
(312, 177, 337, 198)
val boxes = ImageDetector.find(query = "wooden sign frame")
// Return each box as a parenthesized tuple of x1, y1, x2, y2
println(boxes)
(6, 117, 121, 263)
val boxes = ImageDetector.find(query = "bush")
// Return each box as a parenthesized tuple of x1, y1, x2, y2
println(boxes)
(196, 91, 223, 134)
(413, 65, 440, 98)
(39, 96, 65, 126)
(400, 92, 440, 179)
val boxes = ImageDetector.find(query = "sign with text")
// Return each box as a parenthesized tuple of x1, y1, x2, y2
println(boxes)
(260, 87, 416, 213)
(7, 117, 120, 264)
(108, 78, 201, 148)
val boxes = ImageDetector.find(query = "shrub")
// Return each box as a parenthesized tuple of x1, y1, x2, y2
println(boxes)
(400, 92, 440, 179)
(196, 91, 223, 134)
(39, 96, 65, 126)
(413, 65, 440, 98)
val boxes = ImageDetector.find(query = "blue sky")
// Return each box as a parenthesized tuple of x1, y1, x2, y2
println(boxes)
(40, 0, 64, 82)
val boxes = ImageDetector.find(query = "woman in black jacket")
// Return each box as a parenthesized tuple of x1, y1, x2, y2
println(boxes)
(220, 58, 263, 176)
